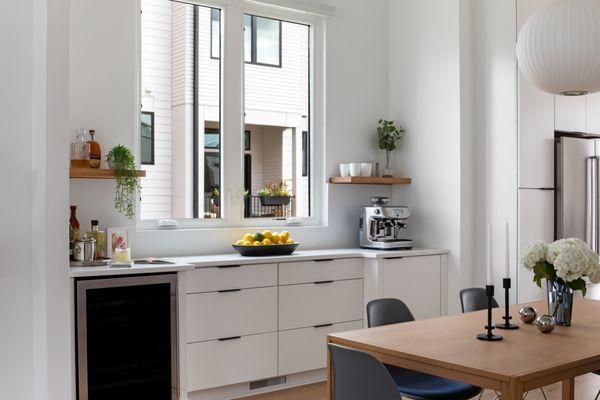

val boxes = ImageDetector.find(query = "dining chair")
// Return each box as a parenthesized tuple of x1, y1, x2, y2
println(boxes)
(459, 288, 547, 400)
(459, 287, 499, 313)
(366, 298, 483, 400)
(328, 343, 401, 400)
(593, 371, 600, 400)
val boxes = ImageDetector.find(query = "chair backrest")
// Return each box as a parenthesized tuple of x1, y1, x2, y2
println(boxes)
(366, 298, 415, 328)
(459, 287, 499, 313)
(328, 344, 399, 400)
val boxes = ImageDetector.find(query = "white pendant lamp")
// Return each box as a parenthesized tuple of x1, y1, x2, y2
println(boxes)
(516, 0, 600, 96)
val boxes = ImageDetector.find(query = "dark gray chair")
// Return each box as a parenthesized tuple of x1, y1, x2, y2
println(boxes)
(459, 288, 546, 400)
(459, 288, 499, 313)
(328, 343, 400, 400)
(366, 298, 482, 400)
(594, 371, 600, 400)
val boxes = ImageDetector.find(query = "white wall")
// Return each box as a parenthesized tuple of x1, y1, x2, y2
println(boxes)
(69, 0, 392, 256)
(388, 0, 466, 314)
(1, 0, 71, 399)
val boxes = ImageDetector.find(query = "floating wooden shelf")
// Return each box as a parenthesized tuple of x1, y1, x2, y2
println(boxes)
(69, 168, 146, 179)
(329, 176, 411, 185)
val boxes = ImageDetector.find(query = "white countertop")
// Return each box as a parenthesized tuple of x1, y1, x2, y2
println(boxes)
(69, 247, 448, 278)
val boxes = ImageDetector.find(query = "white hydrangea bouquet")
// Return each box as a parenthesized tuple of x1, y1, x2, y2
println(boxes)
(521, 238, 600, 295)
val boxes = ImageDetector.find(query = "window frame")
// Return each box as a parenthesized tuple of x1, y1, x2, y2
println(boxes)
(210, 7, 221, 60)
(136, 0, 326, 230)
(245, 14, 282, 68)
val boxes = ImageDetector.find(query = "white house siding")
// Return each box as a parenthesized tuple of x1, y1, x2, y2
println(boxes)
(140, 0, 173, 220)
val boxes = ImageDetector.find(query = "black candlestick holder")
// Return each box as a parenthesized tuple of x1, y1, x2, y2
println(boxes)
(476, 284, 503, 341)
(495, 278, 519, 330)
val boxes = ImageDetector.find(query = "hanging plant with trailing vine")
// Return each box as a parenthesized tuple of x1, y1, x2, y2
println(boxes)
(106, 145, 141, 219)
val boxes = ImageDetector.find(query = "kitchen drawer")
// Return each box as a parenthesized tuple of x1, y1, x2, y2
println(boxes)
(279, 279, 363, 330)
(186, 287, 277, 342)
(278, 320, 363, 376)
(278, 258, 363, 285)
(187, 332, 277, 391)
(185, 263, 277, 293)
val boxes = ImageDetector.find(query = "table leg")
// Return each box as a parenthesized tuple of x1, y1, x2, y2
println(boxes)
(501, 380, 524, 400)
(326, 339, 333, 400)
(562, 378, 575, 400)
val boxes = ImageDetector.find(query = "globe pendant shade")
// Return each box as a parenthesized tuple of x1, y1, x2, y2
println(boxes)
(516, 0, 600, 96)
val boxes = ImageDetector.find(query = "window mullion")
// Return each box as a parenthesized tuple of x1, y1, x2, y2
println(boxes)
(221, 4, 245, 222)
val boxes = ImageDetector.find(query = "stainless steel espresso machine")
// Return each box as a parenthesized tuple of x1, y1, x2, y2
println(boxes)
(359, 197, 413, 250)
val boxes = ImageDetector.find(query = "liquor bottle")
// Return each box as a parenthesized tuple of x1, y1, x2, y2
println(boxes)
(70, 129, 90, 168)
(69, 206, 80, 260)
(87, 129, 101, 168)
(86, 220, 106, 259)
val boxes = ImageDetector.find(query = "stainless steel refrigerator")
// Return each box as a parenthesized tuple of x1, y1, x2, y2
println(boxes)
(555, 132, 600, 251)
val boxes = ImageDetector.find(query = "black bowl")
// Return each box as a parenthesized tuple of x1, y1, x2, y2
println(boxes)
(232, 243, 299, 257)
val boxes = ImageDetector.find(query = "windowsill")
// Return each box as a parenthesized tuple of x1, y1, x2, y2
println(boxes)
(136, 218, 324, 232)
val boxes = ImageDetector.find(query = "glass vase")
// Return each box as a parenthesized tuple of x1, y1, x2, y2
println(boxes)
(546, 279, 574, 326)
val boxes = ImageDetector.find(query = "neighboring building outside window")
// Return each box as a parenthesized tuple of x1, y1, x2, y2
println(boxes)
(140, 111, 155, 165)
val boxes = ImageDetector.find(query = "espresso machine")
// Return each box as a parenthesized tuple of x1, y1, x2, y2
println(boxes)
(359, 197, 413, 250)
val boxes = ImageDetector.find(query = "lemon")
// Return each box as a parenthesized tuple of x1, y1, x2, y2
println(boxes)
(271, 233, 281, 243)
(253, 241, 262, 246)
(242, 240, 253, 246)
(280, 231, 290, 242)
(286, 239, 294, 244)
(243, 233, 254, 242)
(261, 230, 273, 239)
(262, 238, 272, 245)
(235, 239, 245, 245)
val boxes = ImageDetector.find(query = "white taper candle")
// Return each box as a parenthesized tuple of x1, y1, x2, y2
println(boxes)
(487, 225, 493, 285)
(505, 221, 510, 278)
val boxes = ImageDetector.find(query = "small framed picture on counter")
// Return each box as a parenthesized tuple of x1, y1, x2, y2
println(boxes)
(107, 226, 131, 258)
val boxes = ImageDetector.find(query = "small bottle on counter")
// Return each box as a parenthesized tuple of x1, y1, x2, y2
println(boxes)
(87, 129, 101, 168)
(69, 206, 80, 260)
(70, 129, 90, 168)
(86, 220, 106, 259)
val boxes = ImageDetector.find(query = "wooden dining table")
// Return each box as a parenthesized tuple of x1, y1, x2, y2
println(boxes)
(327, 298, 600, 400)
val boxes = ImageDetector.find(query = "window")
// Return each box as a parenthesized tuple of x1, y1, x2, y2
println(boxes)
(210, 8, 220, 59)
(244, 15, 282, 67)
(140, 111, 154, 165)
(139, 0, 319, 226)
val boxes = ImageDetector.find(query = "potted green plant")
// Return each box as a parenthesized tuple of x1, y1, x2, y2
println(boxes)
(257, 181, 291, 206)
(106, 145, 141, 220)
(211, 188, 220, 207)
(376, 119, 405, 177)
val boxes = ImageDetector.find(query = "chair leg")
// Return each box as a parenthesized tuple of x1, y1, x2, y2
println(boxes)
(594, 388, 600, 400)
(539, 387, 547, 400)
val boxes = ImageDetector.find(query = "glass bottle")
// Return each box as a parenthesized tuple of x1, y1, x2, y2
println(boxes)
(87, 129, 101, 168)
(86, 220, 106, 259)
(70, 129, 90, 168)
(69, 206, 80, 260)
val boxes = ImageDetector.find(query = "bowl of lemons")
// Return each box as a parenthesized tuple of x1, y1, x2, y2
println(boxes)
(233, 230, 299, 256)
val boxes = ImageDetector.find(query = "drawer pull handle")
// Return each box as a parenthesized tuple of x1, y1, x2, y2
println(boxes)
(314, 323, 334, 328)
(218, 336, 242, 341)
(384, 257, 404, 260)
(218, 288, 242, 293)
(217, 265, 242, 269)
(314, 259, 334, 262)
(314, 280, 334, 285)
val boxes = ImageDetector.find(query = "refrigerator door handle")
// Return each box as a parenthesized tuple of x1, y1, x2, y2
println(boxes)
(586, 157, 599, 253)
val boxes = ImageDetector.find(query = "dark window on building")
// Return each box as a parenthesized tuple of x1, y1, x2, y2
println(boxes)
(140, 111, 155, 165)
(244, 130, 251, 151)
(302, 130, 309, 177)
(243, 14, 282, 67)
(205, 128, 220, 149)
(210, 8, 220, 59)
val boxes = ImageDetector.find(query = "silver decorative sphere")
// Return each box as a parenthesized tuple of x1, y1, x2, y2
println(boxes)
(519, 306, 537, 324)
(535, 314, 556, 334)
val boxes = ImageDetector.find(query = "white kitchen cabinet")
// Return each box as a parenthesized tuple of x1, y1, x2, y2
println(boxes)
(279, 258, 363, 285)
(555, 95, 586, 133)
(185, 263, 277, 293)
(587, 93, 600, 133)
(518, 189, 552, 303)
(278, 279, 363, 330)
(278, 320, 363, 376)
(364, 255, 445, 320)
(186, 287, 277, 342)
(187, 332, 277, 391)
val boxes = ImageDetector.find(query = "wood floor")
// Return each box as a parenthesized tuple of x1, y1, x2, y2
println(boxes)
(239, 374, 600, 400)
